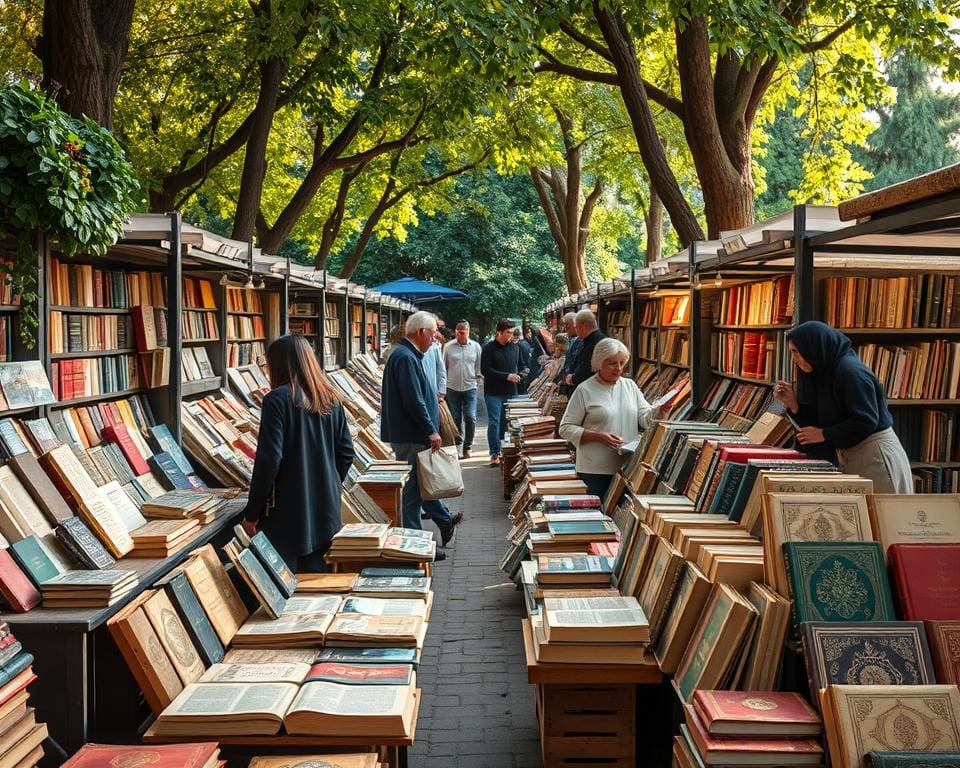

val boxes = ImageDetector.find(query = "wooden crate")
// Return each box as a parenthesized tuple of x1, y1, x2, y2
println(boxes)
(536, 683, 636, 768)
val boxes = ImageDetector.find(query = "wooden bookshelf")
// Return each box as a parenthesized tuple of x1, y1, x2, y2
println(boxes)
(225, 286, 268, 368)
(324, 296, 344, 370)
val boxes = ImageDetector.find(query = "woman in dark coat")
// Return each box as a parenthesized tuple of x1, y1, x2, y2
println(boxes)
(773, 321, 912, 493)
(242, 334, 355, 571)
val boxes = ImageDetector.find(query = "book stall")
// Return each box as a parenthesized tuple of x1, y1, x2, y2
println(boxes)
(529, 168, 960, 766)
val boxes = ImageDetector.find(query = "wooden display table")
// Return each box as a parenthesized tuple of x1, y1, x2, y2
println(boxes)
(0, 505, 242, 766)
(142, 691, 420, 768)
(522, 619, 664, 768)
(325, 558, 431, 578)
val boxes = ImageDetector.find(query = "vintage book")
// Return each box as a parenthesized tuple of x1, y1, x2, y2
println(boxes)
(692, 690, 820, 737)
(295, 573, 357, 593)
(224, 541, 287, 619)
(148, 451, 193, 491)
(283, 680, 417, 737)
(148, 424, 196, 478)
(821, 685, 960, 768)
(636, 537, 686, 645)
(248, 531, 298, 598)
(282, 595, 344, 615)
(803, 621, 937, 695)
(153, 681, 299, 736)
(162, 571, 225, 667)
(106, 592, 185, 714)
(762, 492, 872, 595)
(351, 575, 431, 599)
(926, 620, 960, 685)
(888, 543, 960, 621)
(866, 753, 960, 767)
(9, 536, 60, 587)
(248, 756, 376, 768)
(0, 550, 39, 612)
(325, 614, 424, 648)
(221, 648, 319, 664)
(741, 581, 791, 691)
(741, 471, 870, 536)
(542, 595, 649, 644)
(316, 647, 418, 666)
(61, 743, 221, 768)
(7, 452, 73, 526)
(0, 719, 48, 768)
(55, 516, 115, 570)
(198, 662, 311, 685)
(674, 582, 758, 702)
(102, 423, 150, 476)
(654, 561, 712, 675)
(231, 610, 335, 648)
(783, 541, 896, 628)
(867, 494, 960, 556)
(182, 547, 249, 646)
(685, 705, 823, 765)
(141, 589, 206, 686)
(339, 597, 428, 618)
(0, 466, 53, 540)
(304, 662, 414, 686)
(536, 553, 614, 585)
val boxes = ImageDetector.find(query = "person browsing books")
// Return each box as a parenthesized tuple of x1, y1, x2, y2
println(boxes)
(773, 320, 912, 493)
(443, 320, 482, 459)
(559, 338, 663, 502)
(481, 317, 522, 466)
(381, 311, 463, 551)
(569, 309, 607, 390)
(241, 334, 355, 572)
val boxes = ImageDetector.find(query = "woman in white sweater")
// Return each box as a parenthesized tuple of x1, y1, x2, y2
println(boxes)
(559, 338, 660, 502)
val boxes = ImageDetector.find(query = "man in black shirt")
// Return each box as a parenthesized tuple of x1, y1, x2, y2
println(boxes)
(481, 317, 521, 466)
(571, 309, 606, 389)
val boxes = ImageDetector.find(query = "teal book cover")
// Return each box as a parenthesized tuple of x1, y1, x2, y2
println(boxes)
(784, 541, 895, 627)
(10, 536, 61, 587)
(868, 753, 960, 767)
(801, 621, 936, 692)
(707, 462, 747, 517)
(547, 520, 614, 536)
(249, 531, 298, 598)
(316, 647, 418, 667)
(164, 571, 225, 667)
(236, 548, 287, 619)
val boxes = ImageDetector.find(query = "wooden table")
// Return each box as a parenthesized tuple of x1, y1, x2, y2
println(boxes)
(326, 557, 431, 578)
(142, 691, 420, 768)
(522, 619, 667, 768)
(1, 506, 242, 766)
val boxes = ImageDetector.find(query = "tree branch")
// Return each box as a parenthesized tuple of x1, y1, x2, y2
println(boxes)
(530, 167, 567, 251)
(800, 16, 858, 53)
(578, 178, 604, 255)
(558, 21, 613, 62)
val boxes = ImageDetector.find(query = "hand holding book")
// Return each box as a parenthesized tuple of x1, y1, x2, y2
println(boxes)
(773, 380, 799, 411)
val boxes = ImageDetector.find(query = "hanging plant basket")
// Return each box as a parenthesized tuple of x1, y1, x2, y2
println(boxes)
(0, 77, 140, 346)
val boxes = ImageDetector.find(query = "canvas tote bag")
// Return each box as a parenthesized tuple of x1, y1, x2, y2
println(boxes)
(416, 446, 464, 500)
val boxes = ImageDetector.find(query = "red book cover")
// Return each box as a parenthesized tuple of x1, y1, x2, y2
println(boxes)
(62, 743, 220, 768)
(231, 438, 256, 460)
(305, 662, 413, 685)
(692, 690, 820, 737)
(925, 620, 960, 685)
(889, 543, 960, 621)
(0, 670, 35, 708)
(102, 423, 150, 476)
(685, 706, 823, 762)
(716, 447, 801, 463)
(742, 332, 761, 378)
(541, 495, 603, 510)
(0, 550, 39, 613)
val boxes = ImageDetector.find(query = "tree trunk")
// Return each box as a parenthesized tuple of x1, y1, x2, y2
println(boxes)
(645, 179, 663, 263)
(232, 55, 286, 242)
(593, 2, 704, 246)
(39, 0, 135, 128)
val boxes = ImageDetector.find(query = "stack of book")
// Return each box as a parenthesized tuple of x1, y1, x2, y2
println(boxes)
(326, 525, 436, 564)
(0, 626, 48, 768)
(39, 568, 138, 607)
(675, 690, 823, 768)
(530, 595, 649, 664)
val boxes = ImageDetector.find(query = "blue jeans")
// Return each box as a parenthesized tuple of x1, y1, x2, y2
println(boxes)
(391, 442, 452, 530)
(446, 388, 477, 449)
(484, 394, 509, 457)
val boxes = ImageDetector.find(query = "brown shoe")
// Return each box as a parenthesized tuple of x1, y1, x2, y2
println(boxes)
(462, 448, 471, 460)
(490, 455, 501, 466)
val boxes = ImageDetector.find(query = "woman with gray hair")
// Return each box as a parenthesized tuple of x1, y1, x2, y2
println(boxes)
(559, 337, 663, 502)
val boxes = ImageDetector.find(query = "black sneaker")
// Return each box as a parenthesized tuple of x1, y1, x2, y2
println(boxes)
(434, 550, 447, 562)
(440, 512, 464, 547)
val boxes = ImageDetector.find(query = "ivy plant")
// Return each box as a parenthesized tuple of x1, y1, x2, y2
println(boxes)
(0, 77, 140, 346)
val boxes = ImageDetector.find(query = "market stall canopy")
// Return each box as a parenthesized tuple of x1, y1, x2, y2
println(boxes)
(372, 276, 467, 302)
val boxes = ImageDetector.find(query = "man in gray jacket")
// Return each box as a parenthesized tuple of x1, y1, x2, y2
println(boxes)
(443, 320, 482, 458)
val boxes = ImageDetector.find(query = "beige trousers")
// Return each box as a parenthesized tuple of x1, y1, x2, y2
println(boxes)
(836, 427, 913, 494)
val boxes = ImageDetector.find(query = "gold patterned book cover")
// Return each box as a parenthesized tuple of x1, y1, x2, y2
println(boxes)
(823, 684, 960, 768)
(763, 492, 872, 594)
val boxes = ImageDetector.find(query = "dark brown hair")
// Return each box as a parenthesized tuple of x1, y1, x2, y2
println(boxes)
(266, 334, 339, 414)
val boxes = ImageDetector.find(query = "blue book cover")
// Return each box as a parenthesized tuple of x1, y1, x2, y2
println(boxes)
(316, 647, 418, 666)
(868, 754, 960, 768)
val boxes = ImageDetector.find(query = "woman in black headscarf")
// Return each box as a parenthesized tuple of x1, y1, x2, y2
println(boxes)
(773, 320, 912, 493)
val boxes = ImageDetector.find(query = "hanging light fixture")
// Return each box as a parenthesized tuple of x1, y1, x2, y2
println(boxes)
(253, 276, 265, 290)
(714, 272, 723, 288)
(243, 274, 255, 290)
(219, 273, 229, 286)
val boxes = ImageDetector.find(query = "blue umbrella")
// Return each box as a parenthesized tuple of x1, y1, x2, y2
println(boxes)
(372, 276, 467, 302)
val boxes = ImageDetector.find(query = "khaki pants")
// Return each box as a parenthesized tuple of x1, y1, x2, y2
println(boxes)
(836, 427, 913, 493)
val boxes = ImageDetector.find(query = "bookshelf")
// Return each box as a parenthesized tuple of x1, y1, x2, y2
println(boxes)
(324, 293, 344, 370)
(349, 296, 363, 357)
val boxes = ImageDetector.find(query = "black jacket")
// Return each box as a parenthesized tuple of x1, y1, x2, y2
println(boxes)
(572, 329, 607, 388)
(244, 384, 354, 561)
(380, 338, 438, 446)
(788, 321, 893, 449)
(481, 339, 520, 397)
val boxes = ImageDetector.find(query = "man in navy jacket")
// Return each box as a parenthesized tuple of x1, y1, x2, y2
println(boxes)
(382, 311, 463, 548)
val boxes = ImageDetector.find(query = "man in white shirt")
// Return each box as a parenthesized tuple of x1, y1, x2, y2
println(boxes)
(443, 320, 482, 458)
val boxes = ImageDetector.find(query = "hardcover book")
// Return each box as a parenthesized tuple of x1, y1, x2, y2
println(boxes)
(303, 662, 414, 686)
(822, 685, 960, 768)
(7, 452, 73, 525)
(802, 621, 936, 694)
(888, 544, 960, 621)
(225, 543, 287, 619)
(61, 743, 221, 768)
(867, 753, 960, 767)
(926, 620, 960, 685)
(783, 541, 896, 628)
(142, 589, 206, 686)
(181, 547, 249, 647)
(162, 571, 225, 667)
(636, 537, 686, 644)
(654, 561, 712, 675)
(248, 531, 298, 598)
(248, 756, 377, 768)
(684, 704, 823, 765)
(315, 647, 418, 667)
(691, 690, 821, 737)
(9, 536, 60, 587)
(867, 494, 960, 556)
(56, 516, 116, 570)
(0, 549, 39, 612)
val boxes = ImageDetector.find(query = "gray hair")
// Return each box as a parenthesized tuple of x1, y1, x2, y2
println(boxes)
(592, 337, 630, 372)
(575, 309, 598, 331)
(562, 312, 577, 325)
(405, 310, 437, 335)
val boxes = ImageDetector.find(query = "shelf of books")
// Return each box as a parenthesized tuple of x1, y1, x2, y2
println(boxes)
(324, 296, 344, 371)
(179, 277, 222, 399)
(349, 298, 363, 357)
(366, 304, 379, 356)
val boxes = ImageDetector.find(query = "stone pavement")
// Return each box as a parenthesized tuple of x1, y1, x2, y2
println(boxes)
(410, 443, 542, 767)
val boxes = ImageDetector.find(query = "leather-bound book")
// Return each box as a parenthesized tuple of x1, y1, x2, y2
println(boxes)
(61, 743, 221, 768)
(160, 571, 225, 668)
(925, 620, 960, 685)
(867, 753, 960, 767)
(141, 589, 206, 687)
(55, 516, 116, 570)
(101, 423, 150, 476)
(888, 543, 960, 621)
(248, 531, 298, 599)
(684, 704, 823, 765)
(0, 549, 39, 612)
(692, 690, 820, 737)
